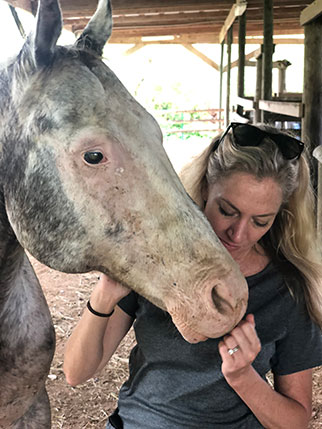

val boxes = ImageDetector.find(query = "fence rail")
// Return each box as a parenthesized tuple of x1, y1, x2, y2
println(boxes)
(154, 108, 224, 135)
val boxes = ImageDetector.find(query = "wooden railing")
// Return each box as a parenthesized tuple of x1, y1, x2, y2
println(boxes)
(154, 108, 224, 135)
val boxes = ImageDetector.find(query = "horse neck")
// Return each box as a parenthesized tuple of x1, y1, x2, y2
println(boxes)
(0, 191, 25, 288)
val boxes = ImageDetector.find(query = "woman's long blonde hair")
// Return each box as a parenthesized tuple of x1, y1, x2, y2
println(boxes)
(180, 125, 322, 327)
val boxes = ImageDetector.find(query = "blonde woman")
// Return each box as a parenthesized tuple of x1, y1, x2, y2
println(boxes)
(64, 122, 322, 429)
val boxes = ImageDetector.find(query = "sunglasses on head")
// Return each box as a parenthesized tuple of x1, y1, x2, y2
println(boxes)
(213, 122, 304, 160)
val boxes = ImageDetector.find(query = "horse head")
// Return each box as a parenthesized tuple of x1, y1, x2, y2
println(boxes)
(0, 0, 248, 344)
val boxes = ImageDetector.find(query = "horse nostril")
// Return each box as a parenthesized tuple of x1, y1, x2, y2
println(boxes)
(211, 285, 232, 315)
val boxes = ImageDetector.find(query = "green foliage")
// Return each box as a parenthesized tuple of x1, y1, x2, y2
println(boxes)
(153, 102, 217, 140)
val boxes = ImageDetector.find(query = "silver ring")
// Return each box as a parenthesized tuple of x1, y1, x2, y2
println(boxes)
(228, 346, 240, 356)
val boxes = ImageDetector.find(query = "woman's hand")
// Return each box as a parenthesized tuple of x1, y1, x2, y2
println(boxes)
(89, 273, 131, 314)
(96, 273, 131, 300)
(218, 314, 261, 387)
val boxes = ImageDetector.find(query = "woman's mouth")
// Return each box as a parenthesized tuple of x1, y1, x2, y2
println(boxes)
(220, 238, 241, 251)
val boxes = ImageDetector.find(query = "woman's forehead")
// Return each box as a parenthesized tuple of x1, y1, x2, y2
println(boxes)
(209, 172, 283, 215)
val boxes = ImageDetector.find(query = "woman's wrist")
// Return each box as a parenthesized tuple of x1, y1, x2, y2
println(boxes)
(87, 300, 115, 317)
(225, 365, 259, 392)
(88, 285, 118, 314)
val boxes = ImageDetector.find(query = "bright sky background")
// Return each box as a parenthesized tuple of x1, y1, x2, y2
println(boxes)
(0, 0, 305, 169)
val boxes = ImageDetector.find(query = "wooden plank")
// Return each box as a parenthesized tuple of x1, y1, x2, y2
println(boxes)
(174, 108, 224, 113)
(68, 17, 304, 39)
(254, 50, 263, 122)
(258, 100, 303, 117)
(226, 25, 233, 126)
(237, 12, 246, 100)
(182, 44, 219, 70)
(106, 34, 304, 44)
(110, 10, 229, 26)
(300, 0, 322, 25)
(223, 48, 261, 72)
(313, 147, 322, 241)
(123, 43, 146, 55)
(219, 41, 224, 130)
(4, 0, 34, 13)
(262, 0, 274, 122)
(318, 162, 322, 242)
(236, 96, 255, 110)
(5, 0, 305, 42)
(302, 13, 322, 206)
(219, 1, 248, 44)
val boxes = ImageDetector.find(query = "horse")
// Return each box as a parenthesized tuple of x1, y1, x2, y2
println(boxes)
(0, 0, 248, 426)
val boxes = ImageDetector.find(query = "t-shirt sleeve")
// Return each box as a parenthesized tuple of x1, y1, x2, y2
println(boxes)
(271, 301, 322, 375)
(117, 291, 139, 318)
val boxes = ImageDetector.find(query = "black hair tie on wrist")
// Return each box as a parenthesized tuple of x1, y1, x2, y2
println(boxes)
(87, 300, 115, 317)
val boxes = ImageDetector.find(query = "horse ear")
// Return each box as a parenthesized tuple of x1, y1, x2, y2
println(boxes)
(33, 0, 62, 67)
(75, 0, 112, 56)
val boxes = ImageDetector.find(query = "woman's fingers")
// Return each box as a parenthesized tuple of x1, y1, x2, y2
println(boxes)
(218, 314, 261, 382)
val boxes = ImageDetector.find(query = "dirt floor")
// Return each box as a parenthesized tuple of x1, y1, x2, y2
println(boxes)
(32, 257, 322, 429)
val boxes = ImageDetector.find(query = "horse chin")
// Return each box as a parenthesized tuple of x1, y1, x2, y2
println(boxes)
(179, 328, 209, 344)
(168, 313, 209, 344)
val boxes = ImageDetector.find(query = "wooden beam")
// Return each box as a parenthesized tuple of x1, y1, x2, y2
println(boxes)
(300, 0, 322, 26)
(226, 26, 233, 126)
(182, 44, 219, 71)
(254, 49, 263, 122)
(258, 100, 303, 117)
(237, 12, 246, 100)
(236, 96, 255, 110)
(313, 146, 322, 241)
(219, 0, 248, 44)
(123, 43, 146, 56)
(219, 41, 225, 130)
(262, 0, 274, 122)
(244, 59, 292, 69)
(105, 34, 304, 45)
(223, 48, 261, 72)
(302, 14, 322, 204)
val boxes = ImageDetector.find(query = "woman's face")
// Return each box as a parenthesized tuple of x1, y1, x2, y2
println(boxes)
(204, 172, 283, 261)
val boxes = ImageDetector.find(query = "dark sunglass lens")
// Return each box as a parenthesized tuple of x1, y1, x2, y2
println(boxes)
(271, 134, 303, 159)
(233, 124, 264, 147)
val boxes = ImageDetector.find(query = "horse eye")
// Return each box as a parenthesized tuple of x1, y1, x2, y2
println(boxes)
(84, 151, 104, 164)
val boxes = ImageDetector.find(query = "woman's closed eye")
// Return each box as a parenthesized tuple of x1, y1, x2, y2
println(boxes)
(219, 206, 235, 217)
(253, 218, 270, 228)
(219, 205, 270, 228)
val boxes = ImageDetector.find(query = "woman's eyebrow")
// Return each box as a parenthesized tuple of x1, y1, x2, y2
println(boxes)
(220, 198, 239, 212)
(255, 213, 276, 218)
(220, 198, 276, 217)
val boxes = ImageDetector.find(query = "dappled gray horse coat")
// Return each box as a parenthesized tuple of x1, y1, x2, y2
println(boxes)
(0, 0, 248, 427)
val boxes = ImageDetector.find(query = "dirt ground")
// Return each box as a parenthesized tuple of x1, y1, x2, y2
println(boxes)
(32, 258, 322, 429)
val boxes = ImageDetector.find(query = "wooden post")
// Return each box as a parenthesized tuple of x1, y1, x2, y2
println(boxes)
(237, 12, 246, 116)
(318, 162, 322, 242)
(219, 41, 225, 131)
(302, 15, 322, 221)
(278, 68, 285, 96)
(254, 49, 263, 124)
(313, 147, 322, 243)
(226, 25, 233, 127)
(261, 0, 274, 123)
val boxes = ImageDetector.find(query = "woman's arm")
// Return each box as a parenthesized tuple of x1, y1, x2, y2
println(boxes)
(226, 366, 312, 429)
(218, 314, 312, 428)
(63, 275, 132, 387)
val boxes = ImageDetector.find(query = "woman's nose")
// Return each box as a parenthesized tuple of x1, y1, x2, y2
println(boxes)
(228, 220, 247, 243)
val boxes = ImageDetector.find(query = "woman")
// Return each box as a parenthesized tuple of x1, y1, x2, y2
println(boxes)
(64, 122, 322, 428)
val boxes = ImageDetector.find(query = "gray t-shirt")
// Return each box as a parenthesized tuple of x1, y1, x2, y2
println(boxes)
(116, 263, 322, 428)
